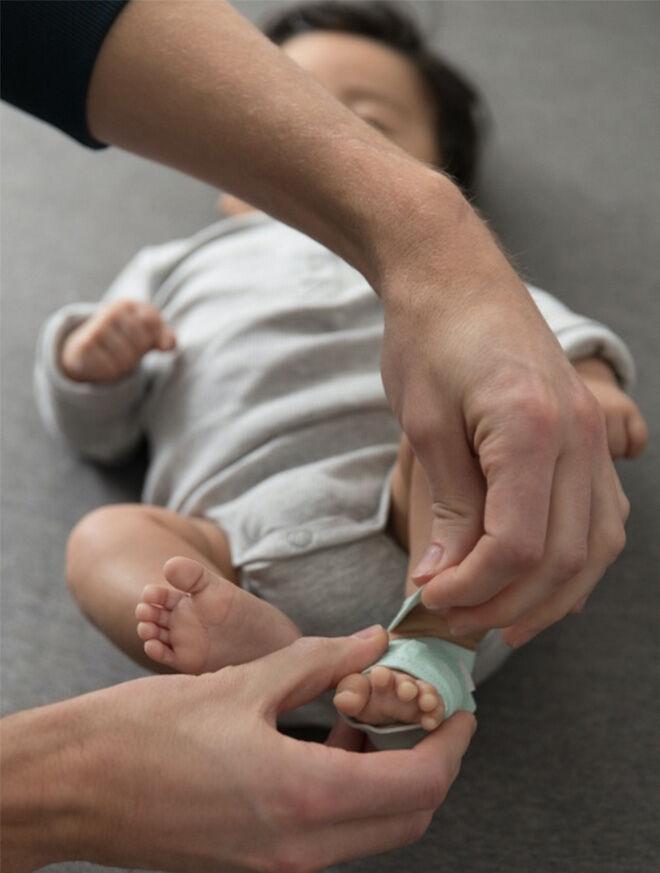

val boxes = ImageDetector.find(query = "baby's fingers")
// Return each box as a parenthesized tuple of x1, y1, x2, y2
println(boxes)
(116, 302, 176, 354)
(625, 408, 648, 458)
(604, 410, 628, 459)
(136, 303, 176, 351)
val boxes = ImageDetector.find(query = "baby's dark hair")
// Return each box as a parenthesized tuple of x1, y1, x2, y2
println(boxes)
(262, 0, 485, 193)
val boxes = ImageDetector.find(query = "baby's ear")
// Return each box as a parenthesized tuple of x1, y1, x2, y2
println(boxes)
(217, 193, 256, 216)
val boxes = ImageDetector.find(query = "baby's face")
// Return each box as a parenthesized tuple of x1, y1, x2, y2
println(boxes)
(282, 31, 439, 165)
(221, 31, 439, 215)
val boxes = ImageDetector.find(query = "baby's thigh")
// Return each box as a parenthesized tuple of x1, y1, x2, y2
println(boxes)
(388, 435, 415, 551)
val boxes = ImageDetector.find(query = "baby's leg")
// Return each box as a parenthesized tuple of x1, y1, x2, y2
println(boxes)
(67, 504, 299, 672)
(335, 438, 486, 730)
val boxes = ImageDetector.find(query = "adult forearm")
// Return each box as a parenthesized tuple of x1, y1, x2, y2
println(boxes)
(1, 698, 103, 871)
(86, 0, 456, 285)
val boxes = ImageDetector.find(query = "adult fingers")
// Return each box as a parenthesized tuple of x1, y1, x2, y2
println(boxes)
(246, 629, 389, 718)
(502, 454, 626, 646)
(445, 445, 592, 632)
(420, 425, 558, 610)
(306, 711, 475, 822)
(278, 809, 435, 872)
(409, 424, 486, 585)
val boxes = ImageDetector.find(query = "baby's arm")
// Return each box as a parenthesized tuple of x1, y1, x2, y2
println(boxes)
(526, 284, 647, 457)
(34, 242, 183, 464)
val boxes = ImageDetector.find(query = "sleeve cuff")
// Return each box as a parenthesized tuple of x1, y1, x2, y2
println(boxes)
(554, 321, 637, 391)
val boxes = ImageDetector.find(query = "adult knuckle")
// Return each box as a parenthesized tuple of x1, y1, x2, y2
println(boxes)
(403, 413, 442, 454)
(608, 526, 627, 559)
(574, 390, 605, 442)
(286, 782, 325, 826)
(552, 544, 589, 580)
(271, 765, 325, 828)
(509, 383, 561, 436)
(501, 535, 544, 572)
(594, 525, 626, 563)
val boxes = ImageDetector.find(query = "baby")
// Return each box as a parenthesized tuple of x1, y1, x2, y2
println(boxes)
(35, 1, 647, 742)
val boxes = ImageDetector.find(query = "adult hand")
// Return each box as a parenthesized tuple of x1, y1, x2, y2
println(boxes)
(378, 176, 629, 647)
(2, 628, 475, 873)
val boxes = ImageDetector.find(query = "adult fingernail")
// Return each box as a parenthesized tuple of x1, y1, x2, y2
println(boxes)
(412, 544, 444, 579)
(352, 624, 383, 639)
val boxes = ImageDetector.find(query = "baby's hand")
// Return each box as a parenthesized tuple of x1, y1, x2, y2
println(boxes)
(59, 300, 176, 383)
(573, 357, 648, 459)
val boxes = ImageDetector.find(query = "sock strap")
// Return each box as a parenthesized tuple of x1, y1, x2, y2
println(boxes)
(341, 587, 476, 750)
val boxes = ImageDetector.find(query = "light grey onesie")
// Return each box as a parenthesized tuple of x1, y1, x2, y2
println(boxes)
(34, 212, 636, 727)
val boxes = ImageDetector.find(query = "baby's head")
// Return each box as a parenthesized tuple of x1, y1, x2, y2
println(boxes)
(222, 1, 483, 214)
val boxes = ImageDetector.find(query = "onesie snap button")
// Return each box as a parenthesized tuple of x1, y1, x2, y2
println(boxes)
(288, 529, 313, 548)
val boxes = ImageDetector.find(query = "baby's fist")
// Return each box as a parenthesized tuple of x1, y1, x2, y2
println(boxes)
(59, 300, 176, 383)
(574, 357, 648, 459)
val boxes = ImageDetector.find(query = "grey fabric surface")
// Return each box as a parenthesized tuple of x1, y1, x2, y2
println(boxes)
(1, 2, 658, 871)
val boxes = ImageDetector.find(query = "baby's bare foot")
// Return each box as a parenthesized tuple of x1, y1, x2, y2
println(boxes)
(135, 556, 299, 673)
(334, 665, 445, 732)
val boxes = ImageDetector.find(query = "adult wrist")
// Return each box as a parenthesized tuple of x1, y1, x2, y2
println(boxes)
(354, 162, 468, 293)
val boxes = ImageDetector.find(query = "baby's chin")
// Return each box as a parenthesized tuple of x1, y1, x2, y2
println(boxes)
(217, 193, 258, 216)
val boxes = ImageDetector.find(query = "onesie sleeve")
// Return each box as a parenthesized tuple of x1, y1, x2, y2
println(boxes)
(1, 0, 129, 148)
(33, 303, 148, 465)
(526, 284, 637, 390)
(33, 239, 187, 464)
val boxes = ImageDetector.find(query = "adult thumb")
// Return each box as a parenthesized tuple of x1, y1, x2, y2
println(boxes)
(410, 431, 485, 596)
(249, 627, 389, 721)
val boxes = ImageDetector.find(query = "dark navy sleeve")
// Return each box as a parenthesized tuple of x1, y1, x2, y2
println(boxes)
(1, 0, 129, 148)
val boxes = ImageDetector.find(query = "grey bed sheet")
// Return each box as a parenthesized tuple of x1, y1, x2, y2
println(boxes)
(1, 2, 658, 871)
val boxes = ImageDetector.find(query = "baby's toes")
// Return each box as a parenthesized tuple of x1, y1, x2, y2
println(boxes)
(135, 602, 170, 626)
(417, 680, 445, 730)
(334, 673, 371, 718)
(143, 638, 176, 668)
(137, 621, 170, 645)
(370, 665, 395, 693)
(141, 584, 183, 611)
(420, 703, 446, 732)
(395, 672, 419, 703)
